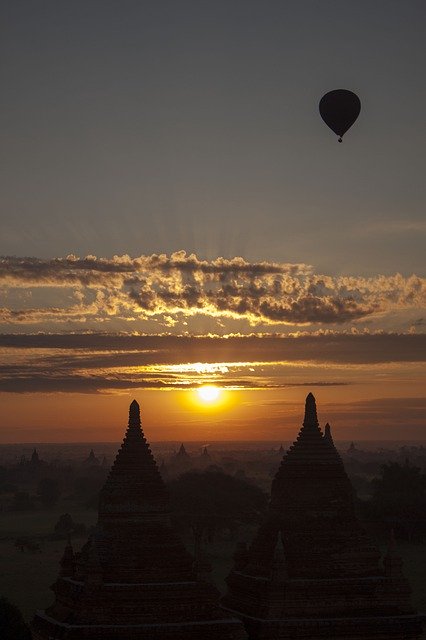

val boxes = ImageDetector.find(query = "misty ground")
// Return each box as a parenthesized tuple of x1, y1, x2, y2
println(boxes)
(0, 506, 425, 635)
(1, 440, 426, 638)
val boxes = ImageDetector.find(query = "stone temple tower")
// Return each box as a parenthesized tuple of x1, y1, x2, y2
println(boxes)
(32, 400, 245, 640)
(222, 393, 424, 639)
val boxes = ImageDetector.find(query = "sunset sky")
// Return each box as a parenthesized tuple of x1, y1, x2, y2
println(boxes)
(0, 1, 425, 443)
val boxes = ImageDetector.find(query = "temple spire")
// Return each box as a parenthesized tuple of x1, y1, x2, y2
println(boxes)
(99, 400, 167, 525)
(275, 393, 340, 477)
(324, 422, 333, 443)
(303, 392, 319, 428)
(128, 399, 141, 429)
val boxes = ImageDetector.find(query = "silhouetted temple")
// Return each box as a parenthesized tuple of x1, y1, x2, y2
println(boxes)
(175, 442, 191, 466)
(198, 445, 212, 468)
(201, 445, 211, 460)
(347, 441, 357, 455)
(177, 442, 190, 459)
(32, 400, 244, 639)
(168, 442, 193, 477)
(30, 448, 40, 466)
(222, 393, 424, 639)
(83, 448, 99, 467)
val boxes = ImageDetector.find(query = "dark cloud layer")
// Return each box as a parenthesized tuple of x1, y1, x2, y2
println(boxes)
(0, 254, 306, 282)
(0, 375, 349, 394)
(0, 331, 424, 364)
(0, 331, 424, 394)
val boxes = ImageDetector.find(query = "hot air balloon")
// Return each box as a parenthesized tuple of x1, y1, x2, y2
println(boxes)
(319, 89, 361, 142)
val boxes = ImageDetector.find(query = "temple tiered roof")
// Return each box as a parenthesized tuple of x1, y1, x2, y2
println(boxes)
(99, 399, 169, 518)
(32, 400, 245, 640)
(177, 443, 190, 459)
(30, 448, 40, 465)
(274, 393, 344, 471)
(83, 448, 99, 466)
(222, 393, 424, 639)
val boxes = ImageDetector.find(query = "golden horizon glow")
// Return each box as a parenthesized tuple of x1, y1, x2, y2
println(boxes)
(197, 385, 221, 403)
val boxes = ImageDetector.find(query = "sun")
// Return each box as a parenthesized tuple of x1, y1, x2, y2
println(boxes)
(197, 385, 221, 403)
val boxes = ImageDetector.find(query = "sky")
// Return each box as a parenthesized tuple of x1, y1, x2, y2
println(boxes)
(0, 1, 425, 443)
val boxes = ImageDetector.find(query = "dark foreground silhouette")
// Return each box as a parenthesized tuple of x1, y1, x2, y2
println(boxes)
(30, 396, 424, 639)
(31, 400, 244, 639)
(222, 394, 424, 639)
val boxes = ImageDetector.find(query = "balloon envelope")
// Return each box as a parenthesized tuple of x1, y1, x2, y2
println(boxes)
(319, 89, 361, 140)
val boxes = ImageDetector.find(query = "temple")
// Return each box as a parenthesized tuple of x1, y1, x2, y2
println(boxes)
(32, 400, 245, 640)
(222, 393, 424, 639)
(30, 448, 40, 465)
(82, 448, 100, 467)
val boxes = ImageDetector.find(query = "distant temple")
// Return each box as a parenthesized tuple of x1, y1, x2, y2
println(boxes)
(201, 445, 211, 460)
(24, 447, 46, 472)
(347, 441, 357, 455)
(27, 447, 45, 470)
(176, 442, 190, 461)
(222, 393, 424, 639)
(30, 448, 40, 465)
(83, 448, 99, 467)
(32, 400, 244, 639)
(198, 445, 212, 468)
(168, 442, 193, 476)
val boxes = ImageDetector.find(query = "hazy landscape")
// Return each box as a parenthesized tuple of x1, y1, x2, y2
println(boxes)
(2, 437, 426, 629)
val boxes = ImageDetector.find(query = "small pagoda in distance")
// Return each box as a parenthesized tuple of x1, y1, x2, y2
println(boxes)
(32, 400, 245, 640)
(222, 393, 424, 639)
(82, 448, 100, 467)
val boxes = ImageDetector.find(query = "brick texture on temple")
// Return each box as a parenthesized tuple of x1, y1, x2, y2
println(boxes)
(222, 393, 424, 639)
(31, 400, 245, 640)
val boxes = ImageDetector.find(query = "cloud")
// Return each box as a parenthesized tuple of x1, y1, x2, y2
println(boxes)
(0, 253, 309, 286)
(0, 252, 424, 326)
(0, 331, 424, 364)
(0, 374, 350, 394)
(0, 331, 424, 394)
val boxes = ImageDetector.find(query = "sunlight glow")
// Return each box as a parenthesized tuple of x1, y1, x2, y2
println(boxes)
(197, 385, 221, 403)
